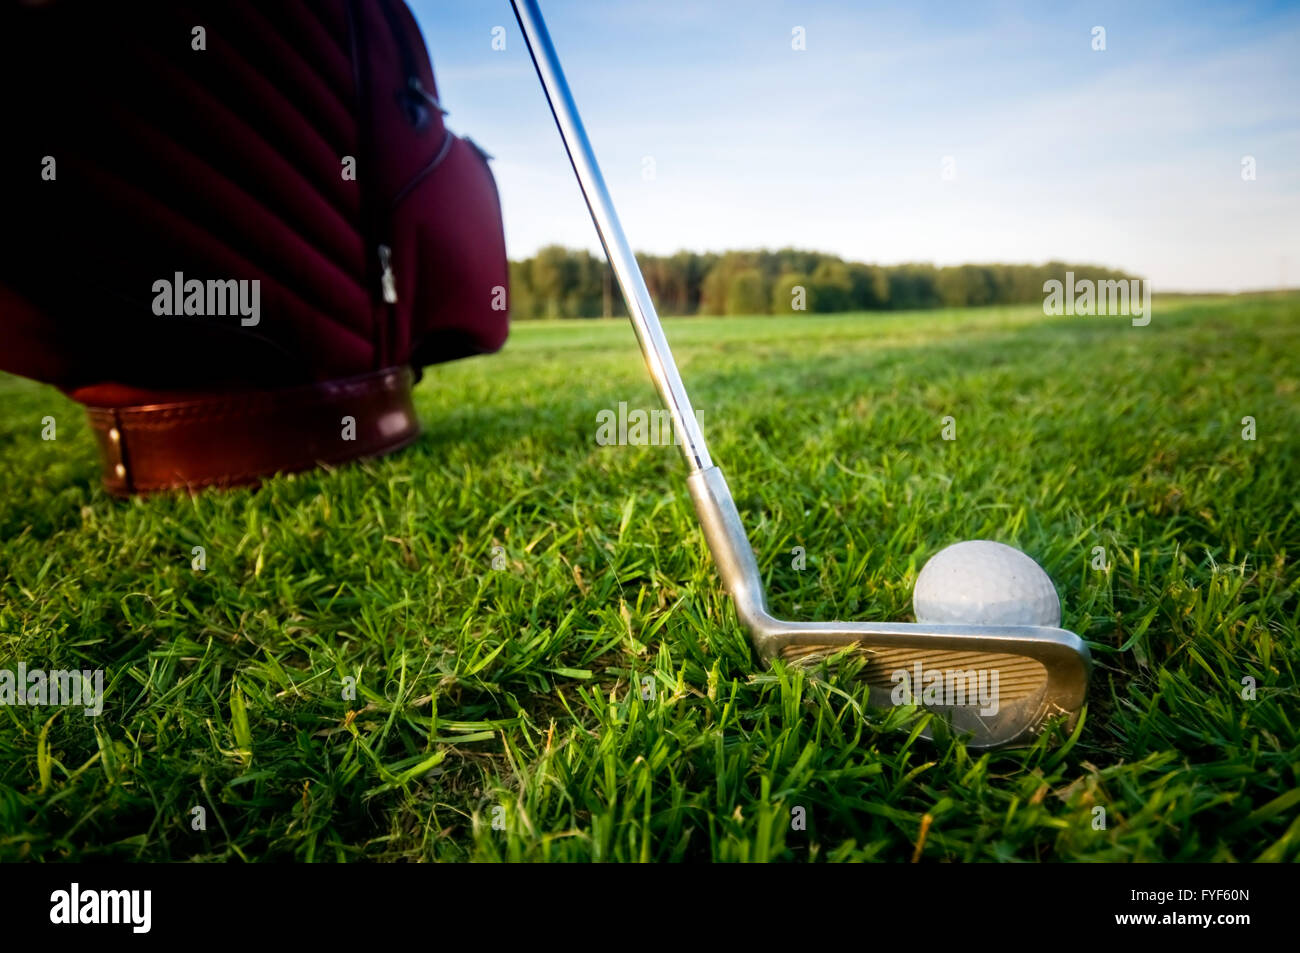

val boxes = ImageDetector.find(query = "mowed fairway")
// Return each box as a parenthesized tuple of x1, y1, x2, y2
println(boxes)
(0, 295, 1297, 861)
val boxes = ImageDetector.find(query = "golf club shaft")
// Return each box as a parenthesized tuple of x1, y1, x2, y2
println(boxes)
(510, 0, 712, 472)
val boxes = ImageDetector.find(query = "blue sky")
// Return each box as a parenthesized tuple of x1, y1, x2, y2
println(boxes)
(409, 1, 1300, 292)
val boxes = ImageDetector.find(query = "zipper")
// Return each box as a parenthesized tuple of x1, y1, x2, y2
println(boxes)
(406, 76, 447, 117)
(360, 0, 446, 356)
(378, 244, 398, 303)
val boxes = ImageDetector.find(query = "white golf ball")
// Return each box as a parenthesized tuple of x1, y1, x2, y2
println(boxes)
(913, 540, 1060, 627)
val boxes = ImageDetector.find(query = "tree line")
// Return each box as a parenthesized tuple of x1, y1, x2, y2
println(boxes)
(508, 245, 1137, 318)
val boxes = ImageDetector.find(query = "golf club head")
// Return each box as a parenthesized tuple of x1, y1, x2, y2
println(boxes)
(688, 466, 1091, 748)
(758, 622, 1089, 748)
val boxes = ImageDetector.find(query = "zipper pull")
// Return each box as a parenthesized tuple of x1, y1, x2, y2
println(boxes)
(407, 77, 448, 116)
(378, 244, 398, 304)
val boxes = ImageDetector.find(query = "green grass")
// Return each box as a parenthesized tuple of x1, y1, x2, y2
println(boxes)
(1, 294, 1297, 861)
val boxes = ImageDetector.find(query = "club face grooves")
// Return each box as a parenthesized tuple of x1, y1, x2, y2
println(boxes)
(779, 645, 1049, 702)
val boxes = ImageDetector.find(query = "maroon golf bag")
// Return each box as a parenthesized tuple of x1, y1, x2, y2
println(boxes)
(0, 0, 509, 495)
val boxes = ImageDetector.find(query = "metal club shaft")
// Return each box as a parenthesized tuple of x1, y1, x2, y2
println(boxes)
(510, 0, 712, 472)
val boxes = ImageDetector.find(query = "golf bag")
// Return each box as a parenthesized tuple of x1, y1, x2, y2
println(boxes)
(0, 0, 509, 494)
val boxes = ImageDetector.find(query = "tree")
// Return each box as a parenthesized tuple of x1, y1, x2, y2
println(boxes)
(531, 244, 576, 318)
(727, 269, 768, 315)
(810, 260, 852, 312)
(566, 250, 606, 317)
(936, 266, 970, 307)
(771, 272, 809, 314)
(508, 260, 538, 319)
(888, 263, 941, 310)
(849, 263, 889, 310)
(700, 266, 730, 316)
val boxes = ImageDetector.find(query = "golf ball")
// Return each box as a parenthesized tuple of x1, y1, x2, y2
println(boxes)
(912, 540, 1060, 627)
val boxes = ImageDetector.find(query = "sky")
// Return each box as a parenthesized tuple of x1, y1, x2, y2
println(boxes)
(409, 0, 1300, 292)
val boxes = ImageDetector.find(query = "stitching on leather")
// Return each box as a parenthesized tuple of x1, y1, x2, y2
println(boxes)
(76, 161, 375, 349)
(133, 41, 356, 227)
(90, 369, 408, 416)
(185, 6, 355, 179)
(103, 99, 369, 322)
(246, 1, 356, 114)
(301, 0, 352, 63)
(121, 403, 414, 432)
(126, 430, 419, 491)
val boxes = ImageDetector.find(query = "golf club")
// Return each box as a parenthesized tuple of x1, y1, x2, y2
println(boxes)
(510, 0, 1091, 747)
